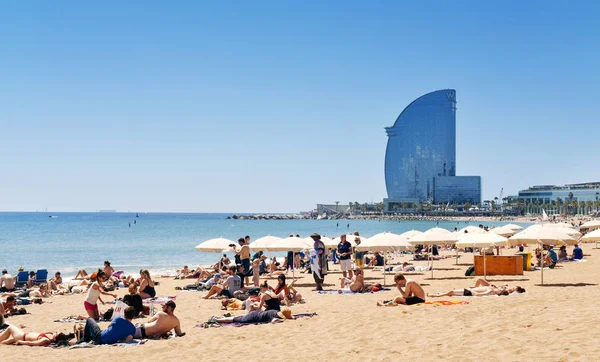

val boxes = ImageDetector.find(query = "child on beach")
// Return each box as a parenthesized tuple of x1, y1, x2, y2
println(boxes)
(252, 259, 260, 287)
(84, 270, 117, 320)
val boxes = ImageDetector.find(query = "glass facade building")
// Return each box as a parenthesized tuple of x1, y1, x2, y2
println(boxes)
(384, 89, 481, 211)
(385, 89, 457, 200)
(433, 176, 482, 204)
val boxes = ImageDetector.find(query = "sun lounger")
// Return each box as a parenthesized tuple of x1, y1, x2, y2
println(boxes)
(35, 269, 48, 284)
(15, 271, 29, 286)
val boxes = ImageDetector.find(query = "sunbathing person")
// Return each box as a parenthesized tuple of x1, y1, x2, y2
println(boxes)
(377, 273, 425, 306)
(138, 270, 156, 299)
(214, 307, 294, 324)
(103, 261, 116, 281)
(27, 271, 36, 288)
(203, 266, 241, 299)
(133, 300, 184, 339)
(0, 325, 73, 346)
(273, 275, 303, 305)
(221, 298, 245, 311)
(339, 268, 364, 293)
(1, 296, 16, 317)
(0, 269, 16, 292)
(74, 270, 89, 280)
(48, 272, 63, 291)
(366, 251, 385, 268)
(428, 278, 526, 297)
(257, 281, 281, 311)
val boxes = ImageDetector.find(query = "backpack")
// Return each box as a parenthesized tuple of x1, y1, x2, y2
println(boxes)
(465, 266, 475, 276)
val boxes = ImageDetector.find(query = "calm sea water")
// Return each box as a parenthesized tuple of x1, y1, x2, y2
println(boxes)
(0, 212, 531, 278)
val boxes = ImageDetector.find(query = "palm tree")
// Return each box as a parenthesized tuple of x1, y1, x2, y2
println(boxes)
(587, 200, 593, 215)
(527, 202, 534, 214)
(401, 202, 409, 213)
(464, 202, 472, 213)
(515, 199, 522, 215)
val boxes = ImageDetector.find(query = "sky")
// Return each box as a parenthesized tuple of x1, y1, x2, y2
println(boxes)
(1, 1, 599, 213)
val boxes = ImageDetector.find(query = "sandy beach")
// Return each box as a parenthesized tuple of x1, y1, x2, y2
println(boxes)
(2, 242, 600, 362)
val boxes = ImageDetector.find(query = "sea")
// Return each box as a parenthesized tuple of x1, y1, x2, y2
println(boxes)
(0, 212, 532, 278)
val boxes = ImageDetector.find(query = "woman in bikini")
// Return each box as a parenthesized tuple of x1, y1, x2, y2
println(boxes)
(0, 325, 72, 346)
(138, 269, 156, 299)
(273, 275, 303, 306)
(257, 281, 281, 311)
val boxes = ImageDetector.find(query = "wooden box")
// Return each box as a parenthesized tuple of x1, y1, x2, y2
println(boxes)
(474, 255, 523, 276)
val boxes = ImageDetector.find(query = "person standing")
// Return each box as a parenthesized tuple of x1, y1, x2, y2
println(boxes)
(309, 233, 327, 291)
(235, 237, 251, 286)
(337, 234, 353, 279)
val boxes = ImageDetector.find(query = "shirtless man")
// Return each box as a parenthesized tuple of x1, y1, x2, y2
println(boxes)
(377, 273, 425, 306)
(134, 300, 184, 339)
(1, 296, 16, 317)
(0, 270, 15, 292)
(339, 268, 364, 292)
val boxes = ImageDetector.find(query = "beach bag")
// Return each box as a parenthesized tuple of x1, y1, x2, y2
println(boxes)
(465, 266, 475, 276)
(112, 300, 128, 320)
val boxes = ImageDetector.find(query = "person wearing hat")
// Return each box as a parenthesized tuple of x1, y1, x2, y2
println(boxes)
(0, 269, 16, 292)
(214, 307, 294, 324)
(309, 233, 327, 291)
(134, 300, 185, 339)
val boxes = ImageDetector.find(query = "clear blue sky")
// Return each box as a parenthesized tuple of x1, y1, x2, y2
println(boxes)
(1, 1, 598, 213)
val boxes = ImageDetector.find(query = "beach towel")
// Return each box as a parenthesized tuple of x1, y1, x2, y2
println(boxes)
(316, 288, 390, 295)
(69, 340, 146, 349)
(419, 300, 469, 306)
(195, 313, 317, 328)
(143, 296, 176, 305)
(54, 317, 109, 323)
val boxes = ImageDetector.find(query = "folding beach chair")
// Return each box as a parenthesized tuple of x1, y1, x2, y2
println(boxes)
(35, 269, 48, 284)
(15, 271, 29, 286)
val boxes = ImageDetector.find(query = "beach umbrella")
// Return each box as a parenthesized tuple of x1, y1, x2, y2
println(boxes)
(320, 236, 344, 249)
(266, 236, 313, 252)
(408, 232, 458, 278)
(195, 237, 236, 252)
(356, 232, 410, 286)
(580, 229, 600, 248)
(542, 223, 577, 230)
(400, 230, 423, 239)
(508, 228, 576, 285)
(249, 235, 282, 251)
(503, 223, 524, 231)
(490, 226, 517, 237)
(331, 235, 365, 247)
(525, 224, 582, 239)
(455, 234, 509, 279)
(580, 220, 600, 230)
(580, 229, 600, 242)
(458, 225, 485, 234)
(425, 227, 451, 234)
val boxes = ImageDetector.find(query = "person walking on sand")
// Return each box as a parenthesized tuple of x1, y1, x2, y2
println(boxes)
(377, 273, 425, 306)
(309, 233, 327, 291)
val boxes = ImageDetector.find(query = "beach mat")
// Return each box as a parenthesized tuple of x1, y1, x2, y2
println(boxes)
(195, 313, 317, 328)
(316, 288, 390, 295)
(69, 340, 146, 349)
(419, 300, 469, 306)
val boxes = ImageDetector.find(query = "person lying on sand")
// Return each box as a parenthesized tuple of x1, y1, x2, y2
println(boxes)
(74, 270, 89, 280)
(339, 268, 364, 293)
(377, 273, 425, 306)
(133, 300, 184, 339)
(214, 307, 294, 324)
(427, 278, 526, 297)
(0, 325, 74, 346)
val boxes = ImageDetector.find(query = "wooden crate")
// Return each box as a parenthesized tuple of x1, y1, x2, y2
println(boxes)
(474, 255, 524, 276)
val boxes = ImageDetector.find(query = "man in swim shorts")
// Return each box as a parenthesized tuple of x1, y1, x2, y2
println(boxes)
(134, 300, 184, 339)
(377, 273, 425, 306)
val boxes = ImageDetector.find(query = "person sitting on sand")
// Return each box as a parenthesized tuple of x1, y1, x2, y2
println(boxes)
(366, 251, 385, 268)
(103, 261, 115, 280)
(214, 307, 294, 324)
(558, 246, 569, 262)
(257, 281, 281, 311)
(1, 296, 16, 317)
(220, 254, 231, 270)
(27, 271, 36, 288)
(133, 300, 184, 339)
(84, 270, 117, 320)
(48, 272, 63, 291)
(123, 284, 144, 316)
(78, 306, 137, 345)
(138, 270, 156, 299)
(377, 273, 425, 306)
(0, 269, 16, 292)
(339, 268, 364, 293)
(203, 266, 241, 299)
(175, 266, 191, 279)
(572, 243, 584, 260)
(0, 325, 73, 346)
